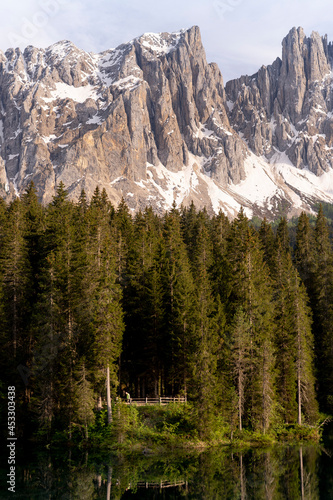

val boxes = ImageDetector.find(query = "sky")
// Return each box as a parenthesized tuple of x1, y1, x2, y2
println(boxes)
(2, 0, 333, 82)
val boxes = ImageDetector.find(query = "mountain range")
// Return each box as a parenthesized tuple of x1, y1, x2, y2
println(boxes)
(1, 25, 333, 218)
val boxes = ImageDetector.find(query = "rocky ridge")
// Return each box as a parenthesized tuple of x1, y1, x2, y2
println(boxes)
(225, 27, 333, 175)
(0, 26, 333, 218)
(0, 27, 246, 213)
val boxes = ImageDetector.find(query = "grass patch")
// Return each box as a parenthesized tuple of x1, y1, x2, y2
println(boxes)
(44, 403, 326, 453)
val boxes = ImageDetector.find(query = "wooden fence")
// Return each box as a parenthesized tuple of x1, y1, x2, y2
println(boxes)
(136, 480, 187, 489)
(124, 396, 186, 406)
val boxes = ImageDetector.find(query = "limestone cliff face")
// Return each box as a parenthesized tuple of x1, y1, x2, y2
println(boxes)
(225, 27, 333, 175)
(1, 26, 333, 219)
(0, 26, 246, 210)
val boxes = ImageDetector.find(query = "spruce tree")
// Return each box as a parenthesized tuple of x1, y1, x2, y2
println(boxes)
(113, 197, 133, 286)
(73, 360, 95, 439)
(21, 182, 45, 371)
(209, 210, 231, 303)
(32, 183, 79, 436)
(230, 307, 251, 431)
(272, 221, 318, 424)
(313, 206, 333, 410)
(295, 212, 316, 293)
(121, 207, 164, 397)
(190, 214, 224, 435)
(291, 273, 318, 424)
(160, 209, 196, 397)
(227, 209, 275, 432)
(89, 231, 124, 404)
(1, 198, 31, 360)
(81, 189, 124, 418)
(259, 218, 275, 271)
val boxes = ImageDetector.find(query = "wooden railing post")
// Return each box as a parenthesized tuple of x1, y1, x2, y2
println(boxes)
(128, 396, 186, 406)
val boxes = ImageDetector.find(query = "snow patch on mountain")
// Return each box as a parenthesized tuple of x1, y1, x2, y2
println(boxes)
(230, 153, 282, 205)
(42, 134, 58, 143)
(129, 154, 251, 217)
(135, 149, 333, 218)
(202, 169, 248, 216)
(113, 76, 142, 91)
(47, 40, 79, 61)
(137, 158, 200, 208)
(86, 114, 103, 125)
(193, 124, 216, 139)
(42, 82, 101, 103)
(139, 30, 185, 56)
(271, 151, 333, 201)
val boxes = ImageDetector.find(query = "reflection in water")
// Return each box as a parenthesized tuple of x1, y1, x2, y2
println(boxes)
(300, 446, 304, 500)
(0, 442, 332, 499)
(240, 453, 245, 500)
(106, 466, 112, 500)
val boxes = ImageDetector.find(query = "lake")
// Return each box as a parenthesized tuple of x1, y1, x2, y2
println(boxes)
(1, 431, 332, 499)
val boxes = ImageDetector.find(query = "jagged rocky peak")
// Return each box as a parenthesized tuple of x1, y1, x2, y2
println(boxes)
(1, 26, 333, 220)
(225, 26, 333, 175)
(134, 29, 186, 57)
(278, 27, 331, 122)
(281, 27, 330, 84)
(46, 39, 79, 56)
(0, 26, 246, 212)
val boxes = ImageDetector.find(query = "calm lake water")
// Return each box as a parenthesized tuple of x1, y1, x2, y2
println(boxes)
(1, 431, 333, 499)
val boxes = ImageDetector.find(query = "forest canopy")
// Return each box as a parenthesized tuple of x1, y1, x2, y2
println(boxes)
(0, 183, 332, 442)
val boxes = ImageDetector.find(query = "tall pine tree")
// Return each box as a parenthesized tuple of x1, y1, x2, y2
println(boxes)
(227, 209, 275, 432)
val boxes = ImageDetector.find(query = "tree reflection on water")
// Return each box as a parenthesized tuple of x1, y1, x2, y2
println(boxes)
(1, 442, 332, 499)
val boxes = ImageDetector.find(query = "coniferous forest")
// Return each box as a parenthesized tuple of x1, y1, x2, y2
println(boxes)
(1, 182, 333, 444)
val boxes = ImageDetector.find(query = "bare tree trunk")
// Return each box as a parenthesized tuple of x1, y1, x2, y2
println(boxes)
(262, 340, 271, 434)
(298, 370, 302, 426)
(262, 355, 266, 434)
(239, 370, 243, 431)
(69, 367, 73, 440)
(106, 365, 112, 424)
(295, 275, 302, 426)
(118, 353, 121, 396)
